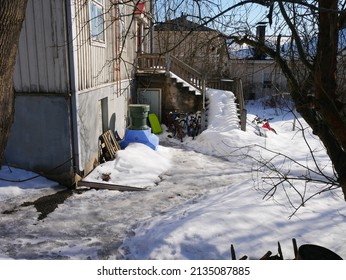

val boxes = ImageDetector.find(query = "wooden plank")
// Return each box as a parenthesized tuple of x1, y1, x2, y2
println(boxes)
(77, 180, 147, 192)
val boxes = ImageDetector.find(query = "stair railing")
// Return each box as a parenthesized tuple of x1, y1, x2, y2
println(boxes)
(169, 55, 204, 93)
(206, 78, 247, 131)
(136, 53, 245, 122)
(234, 78, 247, 131)
(137, 53, 206, 103)
(136, 53, 166, 72)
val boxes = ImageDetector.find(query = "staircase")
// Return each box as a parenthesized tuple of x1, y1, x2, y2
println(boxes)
(136, 53, 246, 130)
(168, 72, 202, 95)
(136, 53, 205, 98)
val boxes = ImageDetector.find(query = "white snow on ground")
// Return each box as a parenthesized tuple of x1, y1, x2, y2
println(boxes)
(85, 143, 171, 188)
(1, 88, 345, 260)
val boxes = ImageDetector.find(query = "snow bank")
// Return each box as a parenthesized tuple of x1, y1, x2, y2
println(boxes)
(85, 143, 172, 187)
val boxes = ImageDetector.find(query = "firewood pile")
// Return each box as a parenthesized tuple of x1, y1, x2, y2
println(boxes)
(231, 238, 343, 260)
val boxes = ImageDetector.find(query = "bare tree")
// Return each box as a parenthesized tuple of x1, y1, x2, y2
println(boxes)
(2, 0, 346, 205)
(152, 0, 346, 201)
(225, 1, 346, 199)
(0, 0, 28, 168)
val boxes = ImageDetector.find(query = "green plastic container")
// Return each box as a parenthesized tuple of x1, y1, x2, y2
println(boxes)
(128, 104, 150, 130)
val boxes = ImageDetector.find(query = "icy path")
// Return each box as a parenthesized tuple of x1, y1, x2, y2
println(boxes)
(0, 146, 246, 259)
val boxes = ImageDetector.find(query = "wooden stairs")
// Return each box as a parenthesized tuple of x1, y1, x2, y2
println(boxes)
(136, 53, 246, 130)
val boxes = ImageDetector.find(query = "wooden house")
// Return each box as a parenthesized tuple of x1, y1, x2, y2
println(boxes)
(228, 58, 288, 100)
(5, 0, 153, 186)
(228, 25, 289, 100)
(135, 15, 233, 125)
(153, 14, 230, 78)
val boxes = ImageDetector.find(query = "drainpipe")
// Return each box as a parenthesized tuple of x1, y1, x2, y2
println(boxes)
(150, 0, 154, 53)
(65, 0, 83, 181)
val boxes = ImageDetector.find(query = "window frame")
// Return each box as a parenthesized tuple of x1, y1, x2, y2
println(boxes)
(263, 71, 272, 88)
(118, 0, 127, 50)
(89, 0, 105, 45)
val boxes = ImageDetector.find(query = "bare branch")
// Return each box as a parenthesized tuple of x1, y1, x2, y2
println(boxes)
(277, 1, 314, 70)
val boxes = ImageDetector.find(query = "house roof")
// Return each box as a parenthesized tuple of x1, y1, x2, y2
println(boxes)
(154, 14, 216, 32)
(230, 27, 346, 60)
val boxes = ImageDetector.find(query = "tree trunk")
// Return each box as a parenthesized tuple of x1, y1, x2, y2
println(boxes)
(295, 97, 346, 199)
(230, 1, 346, 199)
(0, 0, 28, 167)
(313, 0, 346, 198)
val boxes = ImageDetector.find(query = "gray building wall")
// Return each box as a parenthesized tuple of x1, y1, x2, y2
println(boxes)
(75, 80, 131, 176)
(5, 95, 74, 186)
(6, 0, 145, 186)
(6, 0, 73, 185)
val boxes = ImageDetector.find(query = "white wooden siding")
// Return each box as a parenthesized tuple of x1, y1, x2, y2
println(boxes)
(13, 0, 147, 94)
(73, 0, 117, 91)
(14, 0, 69, 93)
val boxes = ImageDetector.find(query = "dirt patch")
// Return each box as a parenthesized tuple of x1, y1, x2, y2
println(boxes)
(2, 208, 19, 215)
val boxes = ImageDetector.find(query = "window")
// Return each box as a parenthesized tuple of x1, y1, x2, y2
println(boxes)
(99, 97, 108, 134)
(118, 0, 126, 49)
(136, 22, 142, 52)
(263, 72, 272, 88)
(89, 0, 105, 43)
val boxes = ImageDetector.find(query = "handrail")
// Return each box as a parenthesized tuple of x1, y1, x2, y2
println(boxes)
(234, 79, 246, 131)
(170, 56, 202, 78)
(136, 53, 166, 71)
(136, 53, 246, 128)
(137, 53, 204, 94)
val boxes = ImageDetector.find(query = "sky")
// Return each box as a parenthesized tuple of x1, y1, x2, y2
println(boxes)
(1, 87, 345, 261)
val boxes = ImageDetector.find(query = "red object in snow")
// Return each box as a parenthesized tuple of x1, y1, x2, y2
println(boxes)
(262, 122, 277, 134)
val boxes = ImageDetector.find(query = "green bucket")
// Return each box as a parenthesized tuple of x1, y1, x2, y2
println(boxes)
(128, 104, 150, 130)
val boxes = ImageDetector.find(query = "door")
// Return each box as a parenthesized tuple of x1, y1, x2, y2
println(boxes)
(137, 88, 162, 121)
(98, 97, 108, 135)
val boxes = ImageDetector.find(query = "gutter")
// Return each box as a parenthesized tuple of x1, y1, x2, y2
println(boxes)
(65, 0, 83, 181)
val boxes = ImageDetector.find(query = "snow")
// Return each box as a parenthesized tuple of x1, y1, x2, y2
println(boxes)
(1, 88, 345, 260)
(86, 143, 171, 188)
